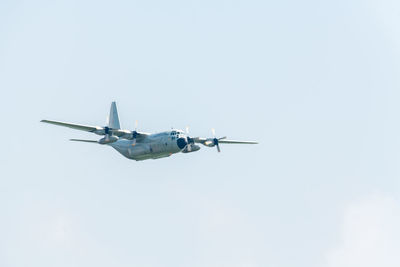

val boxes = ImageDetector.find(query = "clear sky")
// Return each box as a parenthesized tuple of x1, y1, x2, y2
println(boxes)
(1, 0, 400, 266)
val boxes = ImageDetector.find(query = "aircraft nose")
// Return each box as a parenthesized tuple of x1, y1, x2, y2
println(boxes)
(177, 137, 187, 149)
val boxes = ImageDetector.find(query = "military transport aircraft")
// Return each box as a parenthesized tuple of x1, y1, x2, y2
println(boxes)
(41, 102, 258, 161)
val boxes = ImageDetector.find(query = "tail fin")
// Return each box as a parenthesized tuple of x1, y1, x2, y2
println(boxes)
(108, 101, 121, 129)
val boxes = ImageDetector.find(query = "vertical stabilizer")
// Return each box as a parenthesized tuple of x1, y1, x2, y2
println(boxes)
(108, 101, 121, 129)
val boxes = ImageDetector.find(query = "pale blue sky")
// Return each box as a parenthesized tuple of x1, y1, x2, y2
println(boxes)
(1, 1, 400, 267)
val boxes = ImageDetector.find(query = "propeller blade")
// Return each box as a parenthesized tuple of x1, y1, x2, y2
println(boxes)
(210, 129, 222, 152)
(211, 128, 216, 137)
(214, 137, 220, 152)
(186, 126, 189, 134)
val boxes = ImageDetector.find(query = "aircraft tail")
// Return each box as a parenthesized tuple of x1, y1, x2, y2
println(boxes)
(108, 101, 121, 129)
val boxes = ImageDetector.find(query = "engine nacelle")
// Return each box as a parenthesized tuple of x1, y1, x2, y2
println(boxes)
(93, 128, 107, 135)
(203, 138, 215, 147)
(98, 135, 118, 144)
(181, 144, 201, 153)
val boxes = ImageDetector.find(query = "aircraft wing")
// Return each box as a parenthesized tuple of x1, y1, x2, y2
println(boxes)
(133, 132, 151, 142)
(112, 129, 151, 141)
(41, 120, 150, 141)
(218, 139, 258, 144)
(194, 137, 258, 145)
(193, 137, 206, 144)
(41, 120, 101, 132)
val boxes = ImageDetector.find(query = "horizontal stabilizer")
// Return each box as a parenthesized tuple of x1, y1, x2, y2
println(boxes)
(70, 139, 98, 143)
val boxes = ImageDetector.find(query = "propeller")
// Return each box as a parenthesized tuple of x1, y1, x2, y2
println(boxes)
(132, 120, 138, 146)
(104, 126, 110, 135)
(104, 116, 111, 141)
(98, 115, 118, 144)
(211, 128, 226, 152)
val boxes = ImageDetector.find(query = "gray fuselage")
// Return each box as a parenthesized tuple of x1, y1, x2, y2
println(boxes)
(108, 130, 188, 161)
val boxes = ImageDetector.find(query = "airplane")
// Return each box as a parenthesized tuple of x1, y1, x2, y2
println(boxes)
(41, 102, 258, 161)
